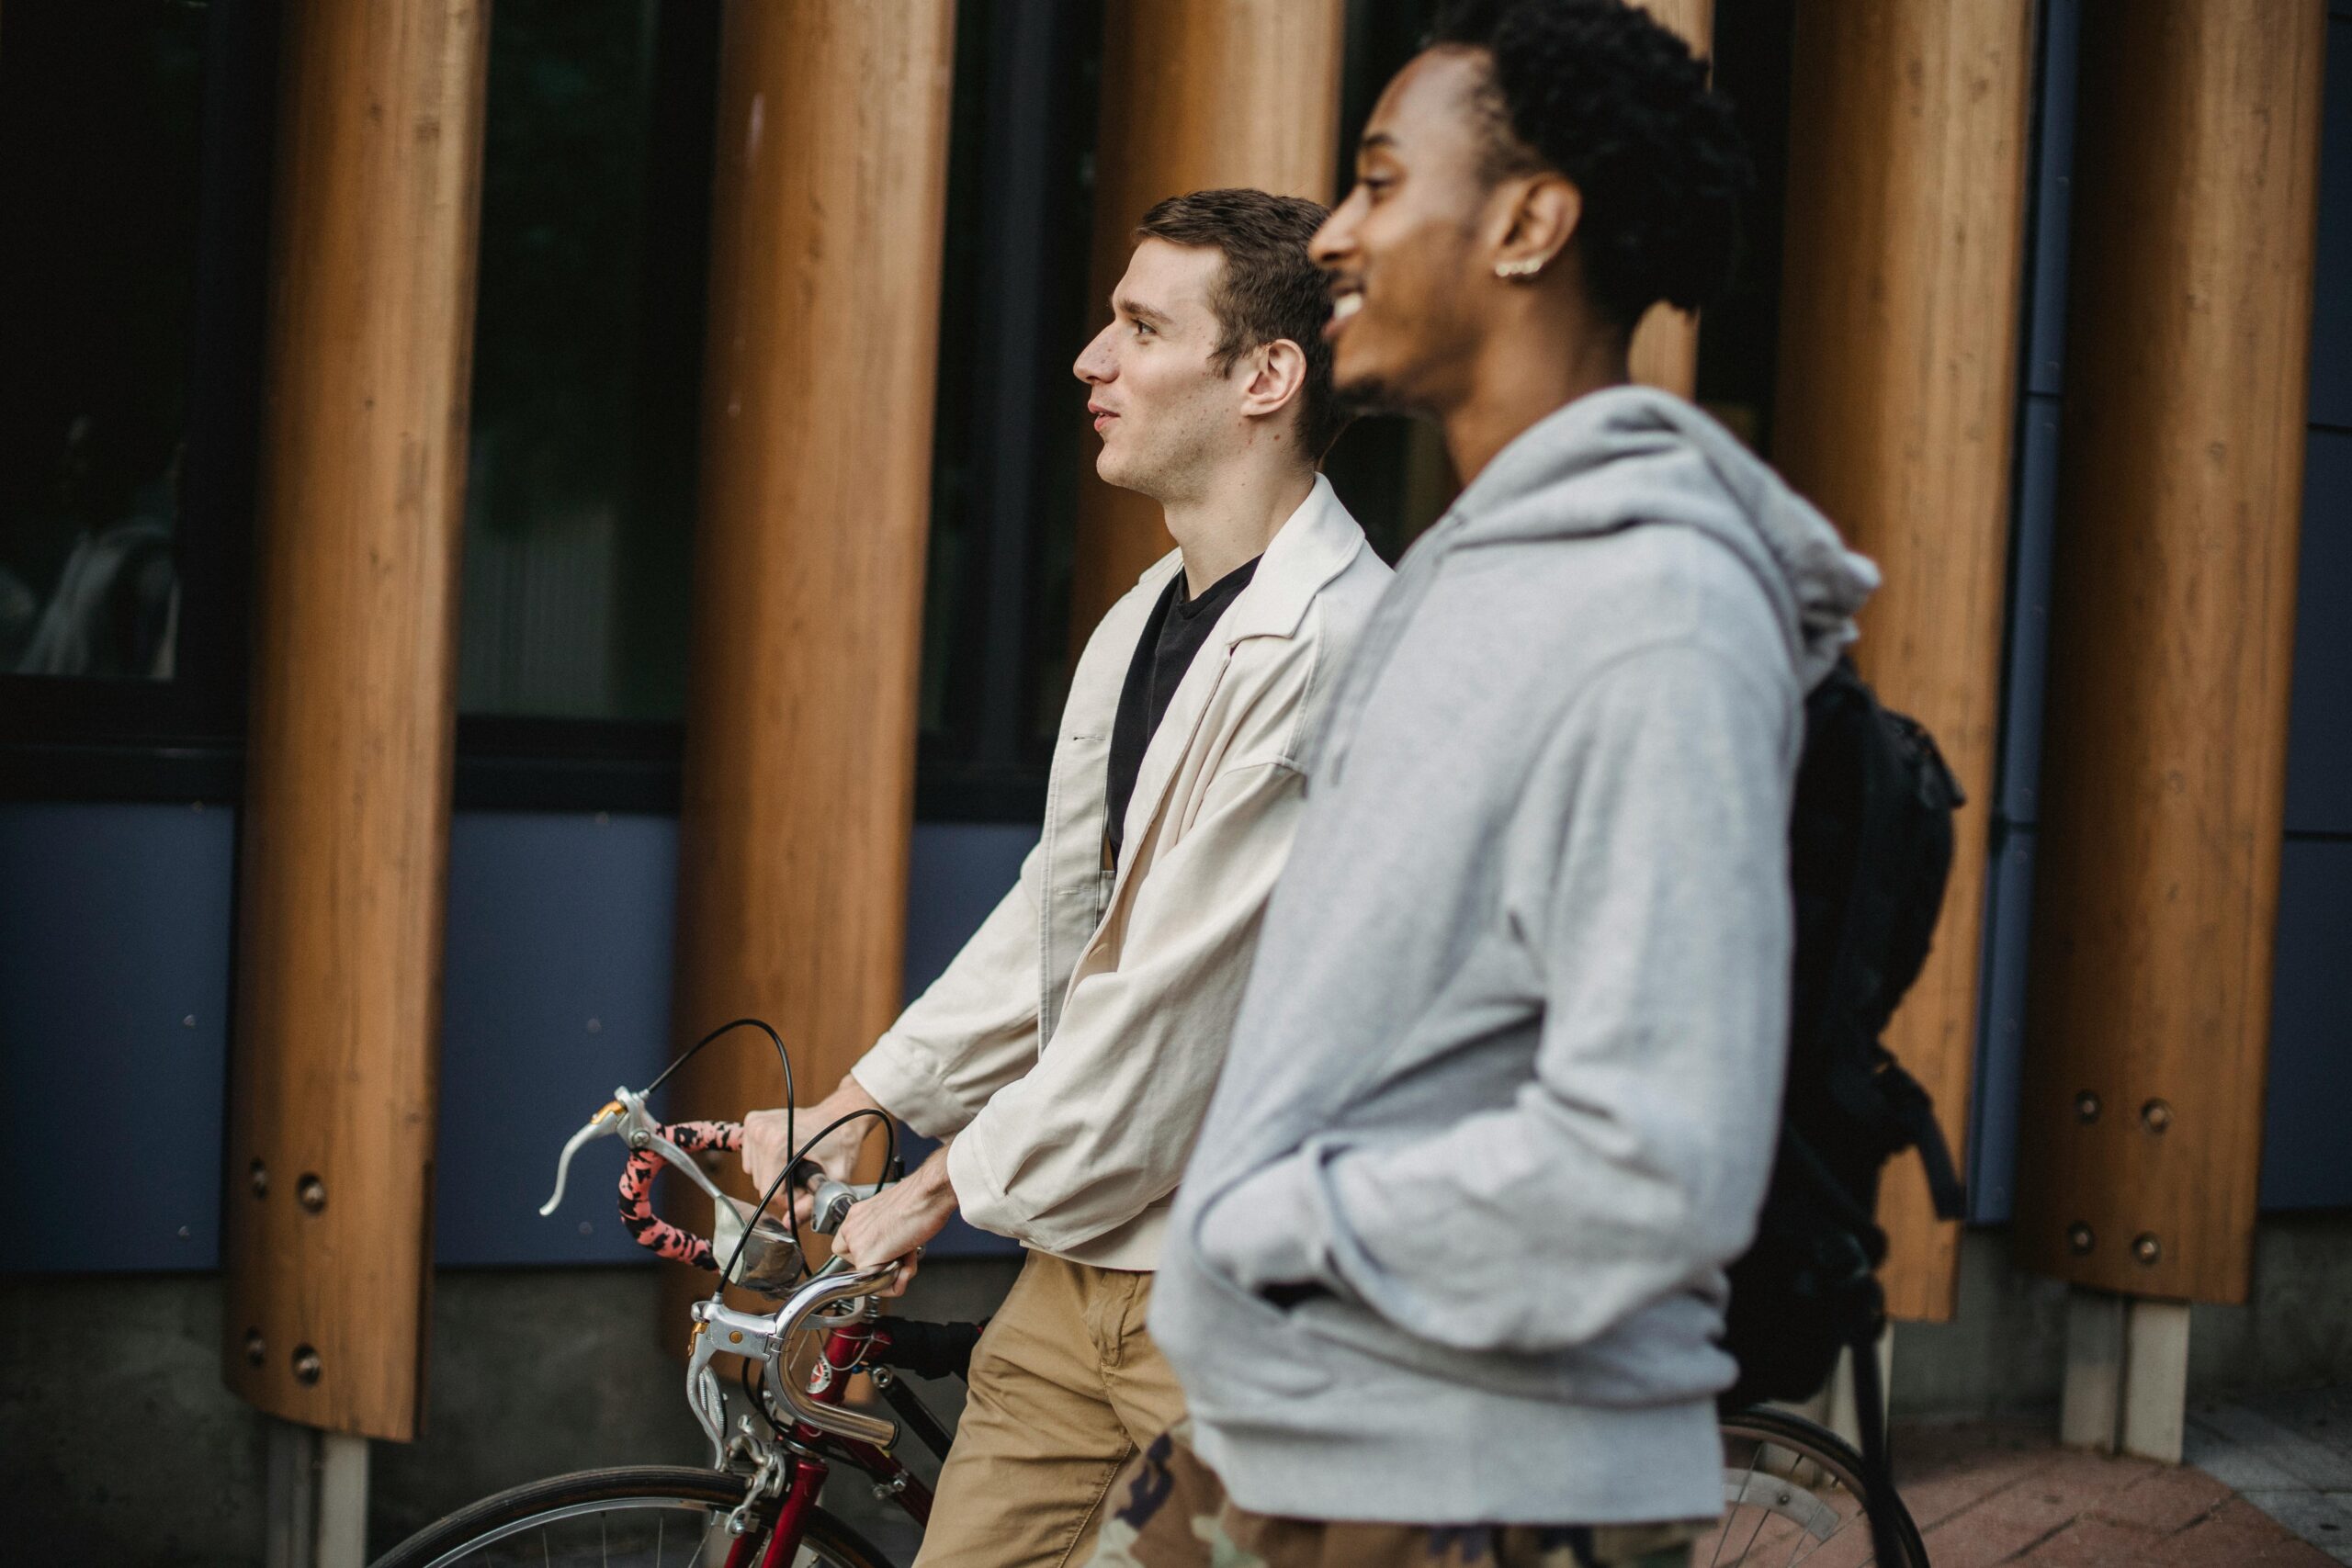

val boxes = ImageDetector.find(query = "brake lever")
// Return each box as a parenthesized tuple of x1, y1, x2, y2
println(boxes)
(539, 1095, 627, 1216)
(541, 1086, 730, 1218)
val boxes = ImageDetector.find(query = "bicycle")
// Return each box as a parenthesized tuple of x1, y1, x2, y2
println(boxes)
(374, 1041, 1928, 1567)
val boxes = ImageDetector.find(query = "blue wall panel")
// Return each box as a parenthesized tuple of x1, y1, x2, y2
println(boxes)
(8, 804, 1036, 1273)
(2023, 0, 2081, 400)
(2309, 14, 2349, 429)
(1998, 397, 2064, 828)
(0, 802, 232, 1271)
(2259, 837, 2352, 1210)
(443, 815, 1035, 1267)
(434, 811, 681, 1267)
(1966, 829, 2037, 1224)
(2286, 430, 2352, 836)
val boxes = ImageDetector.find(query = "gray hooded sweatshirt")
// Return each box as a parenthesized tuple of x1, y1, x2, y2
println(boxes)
(1148, 386, 1879, 1527)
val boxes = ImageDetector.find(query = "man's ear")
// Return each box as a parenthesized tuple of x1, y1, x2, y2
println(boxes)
(1490, 172, 1583, 280)
(1238, 338, 1309, 428)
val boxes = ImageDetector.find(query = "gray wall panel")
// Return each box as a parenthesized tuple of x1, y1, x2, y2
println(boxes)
(0, 803, 232, 1271)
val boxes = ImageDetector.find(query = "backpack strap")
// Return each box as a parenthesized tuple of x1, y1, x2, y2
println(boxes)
(1875, 1057, 1967, 1222)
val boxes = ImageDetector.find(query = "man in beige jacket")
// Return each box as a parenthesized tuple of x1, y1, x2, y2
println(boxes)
(741, 189, 1389, 1567)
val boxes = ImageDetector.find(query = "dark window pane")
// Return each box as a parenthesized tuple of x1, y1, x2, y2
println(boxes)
(0, 3, 208, 680)
(458, 0, 712, 721)
(915, 0, 1096, 818)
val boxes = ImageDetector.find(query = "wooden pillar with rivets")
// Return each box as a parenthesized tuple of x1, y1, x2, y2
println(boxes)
(664, 0, 956, 1239)
(1069, 0, 1348, 637)
(2017, 1, 2324, 1311)
(223, 0, 488, 1446)
(1772, 0, 2037, 1323)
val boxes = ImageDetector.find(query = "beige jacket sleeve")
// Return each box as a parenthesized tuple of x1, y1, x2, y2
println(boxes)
(945, 752, 1305, 1256)
(849, 840, 1046, 1140)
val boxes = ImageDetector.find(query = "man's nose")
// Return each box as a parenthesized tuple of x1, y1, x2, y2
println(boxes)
(1308, 192, 1359, 269)
(1073, 323, 1115, 384)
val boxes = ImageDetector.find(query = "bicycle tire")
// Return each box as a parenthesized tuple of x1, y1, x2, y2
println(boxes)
(1707, 1408, 1929, 1567)
(368, 1464, 896, 1568)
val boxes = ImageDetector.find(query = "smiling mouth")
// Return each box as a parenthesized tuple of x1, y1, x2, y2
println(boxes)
(1324, 289, 1363, 343)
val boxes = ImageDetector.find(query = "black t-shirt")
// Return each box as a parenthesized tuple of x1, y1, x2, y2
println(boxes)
(1104, 556, 1261, 861)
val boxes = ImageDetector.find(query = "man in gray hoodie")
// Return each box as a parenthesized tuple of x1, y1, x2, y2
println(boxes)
(1100, 3, 1881, 1564)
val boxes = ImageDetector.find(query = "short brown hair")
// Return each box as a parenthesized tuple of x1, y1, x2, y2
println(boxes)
(1135, 188, 1349, 458)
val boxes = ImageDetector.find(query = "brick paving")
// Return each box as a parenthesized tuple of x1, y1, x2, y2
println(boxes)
(1893, 1420, 2336, 1565)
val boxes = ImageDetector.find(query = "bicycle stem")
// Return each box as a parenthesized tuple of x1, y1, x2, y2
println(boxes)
(685, 1262, 901, 1462)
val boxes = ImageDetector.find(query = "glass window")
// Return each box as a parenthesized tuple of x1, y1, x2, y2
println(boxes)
(457, 0, 715, 723)
(0, 3, 209, 680)
(917, 0, 1101, 817)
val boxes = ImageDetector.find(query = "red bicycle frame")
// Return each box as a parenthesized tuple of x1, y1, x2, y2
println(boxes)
(731, 1313, 937, 1567)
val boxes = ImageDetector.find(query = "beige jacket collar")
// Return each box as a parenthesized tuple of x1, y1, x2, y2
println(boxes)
(1035, 474, 1367, 1044)
(1113, 473, 1365, 864)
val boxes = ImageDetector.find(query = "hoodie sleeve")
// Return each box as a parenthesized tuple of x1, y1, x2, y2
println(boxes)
(1197, 640, 1796, 1354)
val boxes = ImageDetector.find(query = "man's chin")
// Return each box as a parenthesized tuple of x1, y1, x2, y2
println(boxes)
(1094, 450, 1148, 496)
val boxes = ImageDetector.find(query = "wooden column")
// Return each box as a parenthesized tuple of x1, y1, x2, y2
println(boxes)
(668, 3, 956, 1189)
(1069, 0, 1347, 635)
(1627, 0, 1713, 397)
(223, 0, 488, 1441)
(1773, 0, 2035, 1321)
(2017, 0, 2324, 1307)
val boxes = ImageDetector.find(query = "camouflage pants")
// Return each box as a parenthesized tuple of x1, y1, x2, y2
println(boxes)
(1085, 1423, 1705, 1568)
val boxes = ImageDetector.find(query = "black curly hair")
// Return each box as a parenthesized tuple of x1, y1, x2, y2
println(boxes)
(1429, 0, 1753, 331)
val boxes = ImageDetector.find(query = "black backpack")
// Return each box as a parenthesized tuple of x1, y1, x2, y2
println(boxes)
(1718, 658, 1968, 1427)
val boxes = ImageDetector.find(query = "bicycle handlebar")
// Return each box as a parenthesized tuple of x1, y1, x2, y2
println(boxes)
(543, 1080, 908, 1460)
(541, 1088, 881, 1292)
(688, 1263, 902, 1454)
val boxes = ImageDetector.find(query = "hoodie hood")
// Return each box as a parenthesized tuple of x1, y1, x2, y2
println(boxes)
(1444, 384, 1877, 689)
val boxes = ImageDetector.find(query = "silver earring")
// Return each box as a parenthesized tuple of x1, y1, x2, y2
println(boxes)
(1494, 256, 1544, 280)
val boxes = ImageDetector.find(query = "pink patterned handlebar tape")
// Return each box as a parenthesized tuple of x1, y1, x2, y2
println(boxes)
(617, 1120, 742, 1271)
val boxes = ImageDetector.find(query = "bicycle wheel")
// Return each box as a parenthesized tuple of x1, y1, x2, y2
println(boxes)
(369, 1465, 895, 1568)
(1700, 1409, 1928, 1567)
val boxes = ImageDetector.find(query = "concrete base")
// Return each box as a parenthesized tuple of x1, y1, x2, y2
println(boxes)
(1891, 1213, 2352, 1423)
(2059, 1289, 2193, 1461)
(0, 1258, 1012, 1562)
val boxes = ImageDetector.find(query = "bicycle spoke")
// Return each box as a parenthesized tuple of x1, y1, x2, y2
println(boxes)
(654, 1516, 663, 1568)
(1713, 1441, 1766, 1567)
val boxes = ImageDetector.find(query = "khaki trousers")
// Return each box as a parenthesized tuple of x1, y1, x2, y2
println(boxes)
(915, 1251, 1188, 1568)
